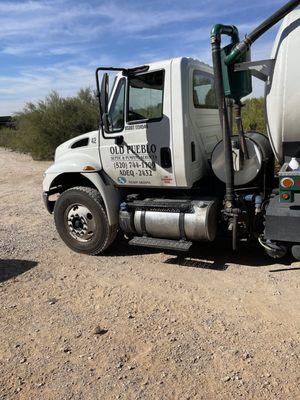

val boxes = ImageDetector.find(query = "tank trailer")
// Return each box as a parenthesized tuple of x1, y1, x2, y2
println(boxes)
(43, 0, 300, 260)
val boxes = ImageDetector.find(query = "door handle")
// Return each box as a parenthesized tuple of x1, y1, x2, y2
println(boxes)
(160, 147, 172, 168)
(191, 141, 196, 162)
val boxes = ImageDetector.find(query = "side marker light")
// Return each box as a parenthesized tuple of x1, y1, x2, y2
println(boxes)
(83, 166, 96, 171)
(281, 178, 294, 188)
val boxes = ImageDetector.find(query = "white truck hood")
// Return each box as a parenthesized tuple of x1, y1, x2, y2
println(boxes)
(45, 130, 102, 175)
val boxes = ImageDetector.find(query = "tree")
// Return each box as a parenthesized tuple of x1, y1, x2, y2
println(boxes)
(242, 97, 266, 134)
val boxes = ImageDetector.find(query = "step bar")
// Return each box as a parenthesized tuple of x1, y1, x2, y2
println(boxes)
(129, 236, 192, 252)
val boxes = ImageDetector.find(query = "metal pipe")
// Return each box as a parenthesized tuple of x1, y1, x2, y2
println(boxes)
(225, 0, 300, 65)
(232, 213, 238, 251)
(234, 101, 249, 160)
(211, 26, 236, 209)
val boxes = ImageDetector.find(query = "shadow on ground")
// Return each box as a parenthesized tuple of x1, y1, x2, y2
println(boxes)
(268, 266, 300, 273)
(0, 259, 38, 283)
(164, 243, 295, 271)
(104, 236, 295, 271)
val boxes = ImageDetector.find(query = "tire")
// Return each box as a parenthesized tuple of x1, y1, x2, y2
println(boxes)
(291, 245, 300, 261)
(54, 186, 117, 255)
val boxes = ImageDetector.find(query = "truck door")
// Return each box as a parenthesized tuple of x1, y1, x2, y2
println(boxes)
(100, 64, 176, 187)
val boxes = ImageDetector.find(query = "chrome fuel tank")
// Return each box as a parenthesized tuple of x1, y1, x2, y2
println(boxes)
(134, 200, 217, 242)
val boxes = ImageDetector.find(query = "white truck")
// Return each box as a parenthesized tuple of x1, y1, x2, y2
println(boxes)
(43, 0, 300, 260)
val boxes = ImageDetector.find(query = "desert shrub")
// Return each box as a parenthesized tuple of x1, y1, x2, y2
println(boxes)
(230, 97, 266, 134)
(0, 88, 99, 160)
(0, 126, 23, 151)
(242, 97, 266, 133)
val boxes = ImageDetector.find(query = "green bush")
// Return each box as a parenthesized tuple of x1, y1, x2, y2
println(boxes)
(0, 88, 99, 160)
(242, 97, 266, 133)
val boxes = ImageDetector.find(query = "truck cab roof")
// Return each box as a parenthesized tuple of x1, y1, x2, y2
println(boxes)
(130, 57, 213, 75)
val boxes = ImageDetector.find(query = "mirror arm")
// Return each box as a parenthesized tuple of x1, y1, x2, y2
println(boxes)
(115, 136, 124, 146)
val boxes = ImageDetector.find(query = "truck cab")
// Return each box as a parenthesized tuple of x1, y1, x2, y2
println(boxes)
(99, 57, 221, 189)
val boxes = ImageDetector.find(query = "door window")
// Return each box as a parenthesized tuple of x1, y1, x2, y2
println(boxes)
(108, 78, 125, 132)
(193, 71, 217, 109)
(128, 70, 164, 122)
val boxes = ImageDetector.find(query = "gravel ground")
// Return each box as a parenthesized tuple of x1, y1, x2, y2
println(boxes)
(0, 147, 300, 400)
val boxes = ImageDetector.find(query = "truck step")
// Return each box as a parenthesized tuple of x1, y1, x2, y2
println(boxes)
(129, 236, 192, 252)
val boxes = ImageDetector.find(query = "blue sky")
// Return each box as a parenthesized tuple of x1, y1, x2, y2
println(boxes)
(0, 0, 286, 115)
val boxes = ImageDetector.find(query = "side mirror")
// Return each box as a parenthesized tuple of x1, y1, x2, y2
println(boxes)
(102, 112, 124, 144)
(100, 73, 109, 116)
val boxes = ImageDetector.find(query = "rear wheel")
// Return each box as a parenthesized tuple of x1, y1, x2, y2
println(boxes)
(259, 237, 288, 259)
(54, 186, 117, 255)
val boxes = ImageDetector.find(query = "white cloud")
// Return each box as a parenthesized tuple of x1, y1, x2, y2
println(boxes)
(0, 1, 207, 42)
(0, 1, 46, 13)
(0, 51, 120, 114)
(0, 66, 93, 114)
(0, 0, 214, 114)
(0, 0, 284, 113)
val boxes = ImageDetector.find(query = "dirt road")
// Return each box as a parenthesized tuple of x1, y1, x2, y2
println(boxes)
(0, 148, 299, 400)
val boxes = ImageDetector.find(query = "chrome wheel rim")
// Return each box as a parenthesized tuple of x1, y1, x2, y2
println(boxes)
(65, 203, 96, 242)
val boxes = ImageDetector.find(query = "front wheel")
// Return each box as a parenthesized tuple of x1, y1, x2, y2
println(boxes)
(54, 186, 117, 255)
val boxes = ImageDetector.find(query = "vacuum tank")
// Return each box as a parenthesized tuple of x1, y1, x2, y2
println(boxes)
(266, 10, 300, 163)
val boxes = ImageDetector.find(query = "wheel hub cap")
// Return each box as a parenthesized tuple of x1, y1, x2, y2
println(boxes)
(66, 204, 96, 242)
